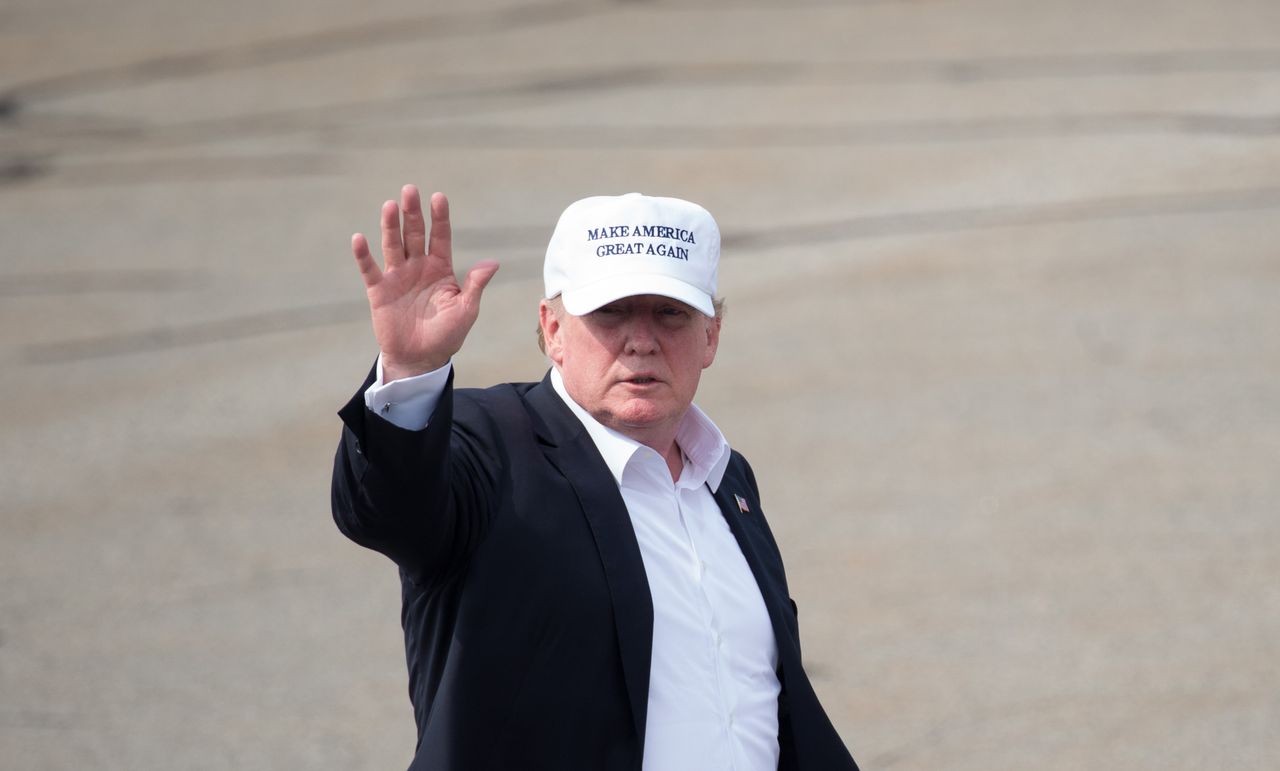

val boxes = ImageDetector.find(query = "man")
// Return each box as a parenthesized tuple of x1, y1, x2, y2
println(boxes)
(332, 185, 859, 770)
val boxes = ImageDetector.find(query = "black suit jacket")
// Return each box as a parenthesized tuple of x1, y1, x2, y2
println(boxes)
(332, 368, 858, 770)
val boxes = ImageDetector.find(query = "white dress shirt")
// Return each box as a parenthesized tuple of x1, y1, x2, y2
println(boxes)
(366, 360, 782, 771)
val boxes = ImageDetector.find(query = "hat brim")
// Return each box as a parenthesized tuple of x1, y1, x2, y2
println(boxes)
(559, 274, 715, 317)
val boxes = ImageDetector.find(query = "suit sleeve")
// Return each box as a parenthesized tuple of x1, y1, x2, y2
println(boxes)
(331, 364, 501, 586)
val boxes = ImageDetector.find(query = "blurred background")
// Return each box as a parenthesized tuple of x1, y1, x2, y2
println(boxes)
(2, 0, 1278, 768)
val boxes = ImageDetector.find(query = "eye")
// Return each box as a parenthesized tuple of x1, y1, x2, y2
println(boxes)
(589, 304, 627, 325)
(657, 305, 692, 325)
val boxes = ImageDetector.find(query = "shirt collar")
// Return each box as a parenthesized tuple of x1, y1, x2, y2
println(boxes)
(550, 367, 731, 492)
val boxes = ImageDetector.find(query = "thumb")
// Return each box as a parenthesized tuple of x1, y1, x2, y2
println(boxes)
(461, 260, 500, 305)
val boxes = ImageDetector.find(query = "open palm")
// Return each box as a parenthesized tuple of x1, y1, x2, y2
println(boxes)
(352, 185, 499, 381)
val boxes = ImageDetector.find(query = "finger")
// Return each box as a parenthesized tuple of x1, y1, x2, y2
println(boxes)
(401, 184, 427, 258)
(380, 199, 405, 268)
(351, 233, 382, 288)
(460, 260, 500, 306)
(427, 192, 453, 265)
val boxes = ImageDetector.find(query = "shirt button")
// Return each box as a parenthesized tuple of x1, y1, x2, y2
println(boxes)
(699, 561, 708, 577)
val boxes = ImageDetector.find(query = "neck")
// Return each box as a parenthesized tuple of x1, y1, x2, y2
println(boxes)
(660, 441, 683, 482)
(621, 422, 684, 482)
(548, 368, 688, 482)
(621, 426, 683, 482)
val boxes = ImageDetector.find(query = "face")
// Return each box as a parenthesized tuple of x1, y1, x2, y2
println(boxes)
(541, 294, 721, 451)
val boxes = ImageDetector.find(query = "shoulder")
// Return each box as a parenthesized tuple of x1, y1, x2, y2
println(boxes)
(724, 448, 761, 493)
(450, 381, 544, 445)
(454, 381, 543, 418)
(455, 380, 539, 407)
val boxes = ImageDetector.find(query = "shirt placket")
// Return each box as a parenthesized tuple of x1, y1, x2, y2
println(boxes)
(673, 480, 741, 770)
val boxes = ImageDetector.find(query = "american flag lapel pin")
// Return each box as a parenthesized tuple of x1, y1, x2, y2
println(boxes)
(734, 493, 751, 514)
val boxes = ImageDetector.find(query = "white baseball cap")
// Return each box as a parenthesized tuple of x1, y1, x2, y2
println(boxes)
(543, 193, 720, 316)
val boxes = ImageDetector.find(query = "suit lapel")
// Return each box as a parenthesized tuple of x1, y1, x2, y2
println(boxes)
(525, 376, 654, 748)
(711, 470, 805, 673)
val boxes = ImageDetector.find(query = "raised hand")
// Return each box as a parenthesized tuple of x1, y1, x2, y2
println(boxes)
(352, 185, 499, 382)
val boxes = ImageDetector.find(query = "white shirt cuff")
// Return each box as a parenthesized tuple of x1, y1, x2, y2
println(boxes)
(362, 355, 452, 431)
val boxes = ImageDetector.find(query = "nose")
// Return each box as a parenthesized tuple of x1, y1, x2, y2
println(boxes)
(622, 316, 659, 356)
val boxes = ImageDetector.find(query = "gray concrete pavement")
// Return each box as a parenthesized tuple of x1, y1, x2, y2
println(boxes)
(3, 0, 1279, 768)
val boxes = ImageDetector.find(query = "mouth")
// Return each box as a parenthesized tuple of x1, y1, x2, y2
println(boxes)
(621, 375, 662, 386)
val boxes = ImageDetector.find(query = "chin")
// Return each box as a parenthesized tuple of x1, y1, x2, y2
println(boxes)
(612, 401, 671, 429)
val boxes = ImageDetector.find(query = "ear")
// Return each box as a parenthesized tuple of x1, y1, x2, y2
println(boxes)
(539, 300, 565, 366)
(702, 314, 721, 369)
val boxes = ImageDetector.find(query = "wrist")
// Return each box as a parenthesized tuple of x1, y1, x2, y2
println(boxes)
(380, 355, 450, 384)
